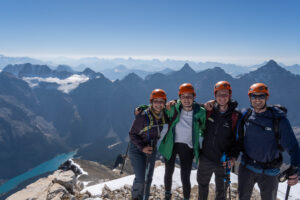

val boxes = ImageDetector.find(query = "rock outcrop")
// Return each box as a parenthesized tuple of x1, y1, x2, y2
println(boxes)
(6, 161, 91, 200)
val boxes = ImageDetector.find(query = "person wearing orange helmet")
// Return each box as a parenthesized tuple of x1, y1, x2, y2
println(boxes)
(159, 83, 206, 200)
(129, 89, 168, 200)
(197, 81, 242, 200)
(237, 83, 300, 200)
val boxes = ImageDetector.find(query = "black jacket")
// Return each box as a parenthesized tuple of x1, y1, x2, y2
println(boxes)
(201, 100, 241, 163)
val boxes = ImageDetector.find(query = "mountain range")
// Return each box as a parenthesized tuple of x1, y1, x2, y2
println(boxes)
(0, 59, 300, 183)
(1, 54, 300, 78)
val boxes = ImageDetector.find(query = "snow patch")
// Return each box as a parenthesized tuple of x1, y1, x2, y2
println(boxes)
(82, 165, 300, 199)
(23, 74, 89, 93)
(70, 159, 88, 176)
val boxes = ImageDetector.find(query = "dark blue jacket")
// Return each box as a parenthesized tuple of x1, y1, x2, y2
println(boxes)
(238, 106, 300, 169)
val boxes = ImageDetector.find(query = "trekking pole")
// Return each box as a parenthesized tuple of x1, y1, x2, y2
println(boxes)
(228, 158, 232, 200)
(143, 140, 155, 200)
(278, 165, 298, 200)
(221, 153, 231, 200)
(120, 142, 130, 175)
(228, 179, 231, 200)
(285, 185, 290, 200)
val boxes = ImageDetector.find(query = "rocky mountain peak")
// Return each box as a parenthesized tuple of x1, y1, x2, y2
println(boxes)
(122, 72, 143, 82)
(251, 60, 290, 76)
(201, 66, 227, 75)
(82, 68, 96, 75)
(179, 63, 196, 74)
(266, 59, 278, 66)
(3, 63, 52, 77)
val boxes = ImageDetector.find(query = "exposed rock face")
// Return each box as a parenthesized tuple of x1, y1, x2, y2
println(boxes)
(59, 159, 83, 176)
(6, 170, 91, 200)
(74, 159, 123, 186)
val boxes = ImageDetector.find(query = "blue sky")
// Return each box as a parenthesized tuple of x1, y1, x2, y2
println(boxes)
(0, 0, 300, 65)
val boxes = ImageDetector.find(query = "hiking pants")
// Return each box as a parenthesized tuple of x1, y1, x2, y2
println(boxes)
(238, 164, 279, 200)
(164, 142, 194, 199)
(128, 142, 156, 200)
(197, 155, 229, 200)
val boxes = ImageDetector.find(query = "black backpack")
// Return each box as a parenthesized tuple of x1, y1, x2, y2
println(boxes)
(240, 104, 287, 152)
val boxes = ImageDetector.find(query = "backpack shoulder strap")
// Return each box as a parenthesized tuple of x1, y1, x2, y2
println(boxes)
(243, 108, 252, 122)
(268, 107, 285, 152)
(138, 109, 154, 136)
(269, 104, 288, 114)
(235, 108, 252, 141)
(206, 110, 213, 119)
(231, 110, 239, 131)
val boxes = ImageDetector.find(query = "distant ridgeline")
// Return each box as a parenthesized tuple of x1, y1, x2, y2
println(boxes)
(0, 60, 300, 183)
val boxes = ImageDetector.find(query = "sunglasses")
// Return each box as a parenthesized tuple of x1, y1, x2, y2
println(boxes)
(250, 94, 266, 100)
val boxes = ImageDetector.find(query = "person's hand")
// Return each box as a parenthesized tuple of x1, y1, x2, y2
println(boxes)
(204, 100, 215, 111)
(135, 108, 141, 116)
(223, 158, 235, 169)
(166, 100, 176, 110)
(142, 146, 153, 154)
(287, 173, 299, 186)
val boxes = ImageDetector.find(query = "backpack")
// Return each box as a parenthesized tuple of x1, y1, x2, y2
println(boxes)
(239, 104, 287, 152)
(206, 109, 239, 132)
(138, 109, 166, 140)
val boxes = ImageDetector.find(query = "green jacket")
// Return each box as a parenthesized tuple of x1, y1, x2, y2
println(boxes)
(158, 99, 206, 164)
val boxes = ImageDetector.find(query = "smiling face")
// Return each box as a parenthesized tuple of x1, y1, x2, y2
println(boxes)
(249, 92, 268, 111)
(151, 98, 166, 113)
(215, 89, 230, 106)
(179, 92, 195, 110)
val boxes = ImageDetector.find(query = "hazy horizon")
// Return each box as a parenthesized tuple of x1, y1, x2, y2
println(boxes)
(1, 53, 298, 68)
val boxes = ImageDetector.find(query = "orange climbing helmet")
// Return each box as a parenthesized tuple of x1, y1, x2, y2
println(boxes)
(248, 83, 269, 96)
(150, 89, 167, 101)
(214, 81, 232, 96)
(178, 83, 196, 96)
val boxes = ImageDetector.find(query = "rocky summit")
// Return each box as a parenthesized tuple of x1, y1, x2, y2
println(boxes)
(5, 159, 274, 200)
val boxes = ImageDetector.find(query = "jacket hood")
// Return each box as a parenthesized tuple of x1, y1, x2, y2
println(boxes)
(268, 105, 287, 118)
(246, 105, 287, 118)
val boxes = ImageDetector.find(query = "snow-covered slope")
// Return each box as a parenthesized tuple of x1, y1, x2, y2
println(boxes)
(83, 165, 300, 200)
(23, 74, 89, 93)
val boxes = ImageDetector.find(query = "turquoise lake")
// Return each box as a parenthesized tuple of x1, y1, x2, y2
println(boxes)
(0, 151, 76, 195)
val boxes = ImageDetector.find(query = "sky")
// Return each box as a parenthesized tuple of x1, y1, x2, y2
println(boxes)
(0, 0, 300, 65)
